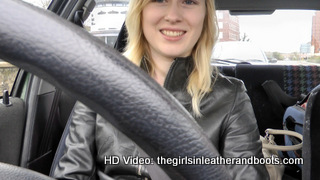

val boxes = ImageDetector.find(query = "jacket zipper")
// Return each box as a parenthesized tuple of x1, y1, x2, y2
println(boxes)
(163, 58, 178, 89)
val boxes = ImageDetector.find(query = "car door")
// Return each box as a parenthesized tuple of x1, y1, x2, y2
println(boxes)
(0, 0, 94, 175)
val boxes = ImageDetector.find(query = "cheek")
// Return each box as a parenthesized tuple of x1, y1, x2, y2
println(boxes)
(142, 9, 159, 35)
(142, 15, 152, 42)
(142, 6, 152, 31)
(190, 14, 206, 38)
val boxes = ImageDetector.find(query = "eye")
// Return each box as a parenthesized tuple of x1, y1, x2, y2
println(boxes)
(152, 0, 166, 3)
(184, 0, 197, 5)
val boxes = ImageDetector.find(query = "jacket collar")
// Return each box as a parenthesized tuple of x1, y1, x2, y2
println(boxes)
(140, 56, 193, 111)
(163, 56, 193, 91)
(140, 56, 193, 90)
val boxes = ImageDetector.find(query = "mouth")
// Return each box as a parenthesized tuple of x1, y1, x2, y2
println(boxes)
(160, 30, 186, 37)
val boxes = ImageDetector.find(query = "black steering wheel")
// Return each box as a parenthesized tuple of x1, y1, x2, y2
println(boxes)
(0, 0, 230, 179)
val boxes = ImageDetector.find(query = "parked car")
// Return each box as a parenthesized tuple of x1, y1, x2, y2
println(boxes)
(0, 0, 320, 179)
(212, 41, 269, 64)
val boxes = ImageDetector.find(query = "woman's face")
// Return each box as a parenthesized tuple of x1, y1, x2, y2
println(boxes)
(142, 0, 206, 60)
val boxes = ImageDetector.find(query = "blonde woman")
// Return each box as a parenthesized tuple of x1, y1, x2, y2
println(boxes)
(54, 0, 269, 179)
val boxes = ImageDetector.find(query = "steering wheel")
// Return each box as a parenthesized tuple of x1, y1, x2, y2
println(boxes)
(0, 0, 230, 179)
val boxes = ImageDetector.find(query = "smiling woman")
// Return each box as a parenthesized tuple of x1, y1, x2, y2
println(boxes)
(53, 0, 268, 179)
(1, 0, 320, 179)
(0, 1, 232, 179)
(141, 0, 206, 62)
(140, 0, 206, 86)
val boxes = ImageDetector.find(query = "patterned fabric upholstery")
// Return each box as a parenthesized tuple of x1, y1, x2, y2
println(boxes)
(284, 66, 320, 97)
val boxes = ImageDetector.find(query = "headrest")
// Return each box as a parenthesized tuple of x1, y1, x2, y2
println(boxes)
(114, 22, 127, 53)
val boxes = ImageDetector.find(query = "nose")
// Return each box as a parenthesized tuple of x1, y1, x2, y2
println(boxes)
(164, 2, 182, 23)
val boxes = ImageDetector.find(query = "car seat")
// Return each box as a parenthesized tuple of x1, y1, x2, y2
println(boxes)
(302, 84, 320, 180)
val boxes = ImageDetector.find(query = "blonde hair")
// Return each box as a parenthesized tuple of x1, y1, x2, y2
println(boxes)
(123, 0, 219, 117)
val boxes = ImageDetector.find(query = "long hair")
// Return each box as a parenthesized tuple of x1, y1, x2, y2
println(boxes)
(123, 0, 219, 117)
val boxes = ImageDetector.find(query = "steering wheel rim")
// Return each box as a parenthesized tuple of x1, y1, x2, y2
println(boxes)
(0, 162, 54, 180)
(0, 0, 230, 179)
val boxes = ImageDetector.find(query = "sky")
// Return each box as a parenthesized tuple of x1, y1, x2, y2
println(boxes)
(22, 0, 48, 8)
(238, 10, 315, 53)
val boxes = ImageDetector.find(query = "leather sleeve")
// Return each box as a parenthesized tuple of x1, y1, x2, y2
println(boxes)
(52, 102, 150, 180)
(220, 81, 270, 180)
(52, 102, 98, 180)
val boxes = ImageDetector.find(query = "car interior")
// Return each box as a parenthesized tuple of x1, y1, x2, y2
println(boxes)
(1, 0, 320, 179)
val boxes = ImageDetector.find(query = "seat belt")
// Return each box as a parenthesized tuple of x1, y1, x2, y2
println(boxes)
(39, 89, 62, 155)
(137, 146, 171, 180)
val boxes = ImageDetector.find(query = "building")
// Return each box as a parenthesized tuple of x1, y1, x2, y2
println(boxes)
(217, 10, 240, 42)
(85, 0, 129, 47)
(300, 42, 311, 53)
(300, 42, 312, 59)
(312, 11, 320, 53)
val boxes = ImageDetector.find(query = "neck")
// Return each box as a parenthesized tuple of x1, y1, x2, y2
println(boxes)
(150, 55, 174, 86)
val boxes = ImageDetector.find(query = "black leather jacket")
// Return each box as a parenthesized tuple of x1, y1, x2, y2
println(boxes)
(53, 57, 269, 180)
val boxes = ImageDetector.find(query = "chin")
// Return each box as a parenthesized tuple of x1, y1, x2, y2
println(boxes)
(162, 50, 189, 58)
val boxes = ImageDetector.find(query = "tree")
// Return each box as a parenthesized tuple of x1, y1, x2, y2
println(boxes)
(289, 52, 300, 60)
(28, 0, 51, 9)
(272, 52, 284, 60)
(39, 0, 51, 8)
(240, 33, 250, 42)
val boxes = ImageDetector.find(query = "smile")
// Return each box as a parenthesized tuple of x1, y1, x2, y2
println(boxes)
(161, 30, 185, 37)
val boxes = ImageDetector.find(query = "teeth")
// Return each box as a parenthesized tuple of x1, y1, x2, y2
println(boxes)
(162, 30, 184, 37)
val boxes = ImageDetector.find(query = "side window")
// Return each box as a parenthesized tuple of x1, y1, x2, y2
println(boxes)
(84, 0, 129, 47)
(22, 0, 51, 9)
(0, 61, 19, 97)
(0, 0, 53, 97)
